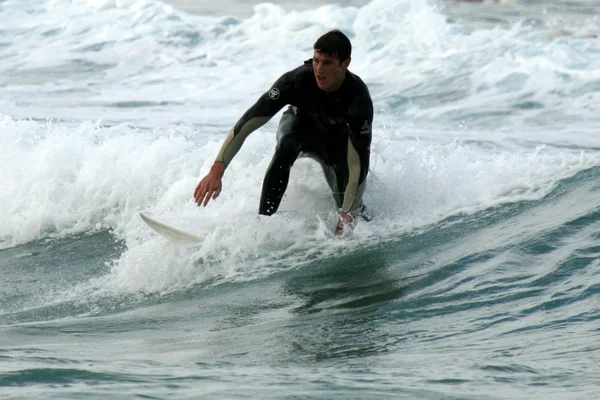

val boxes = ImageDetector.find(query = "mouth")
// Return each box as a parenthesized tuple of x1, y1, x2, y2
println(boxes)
(316, 75, 326, 84)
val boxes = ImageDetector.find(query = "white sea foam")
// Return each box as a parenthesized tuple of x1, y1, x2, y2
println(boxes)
(4, 115, 597, 296)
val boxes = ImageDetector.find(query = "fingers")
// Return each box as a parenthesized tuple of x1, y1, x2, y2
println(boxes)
(194, 181, 208, 206)
(334, 218, 345, 236)
(194, 178, 221, 207)
(199, 186, 213, 207)
(334, 213, 355, 237)
(202, 188, 212, 207)
(193, 183, 202, 202)
(193, 182, 205, 205)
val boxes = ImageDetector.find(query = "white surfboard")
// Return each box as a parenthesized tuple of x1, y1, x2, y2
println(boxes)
(140, 212, 204, 243)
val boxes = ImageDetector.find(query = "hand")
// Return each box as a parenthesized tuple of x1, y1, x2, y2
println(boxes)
(194, 161, 225, 207)
(334, 211, 354, 236)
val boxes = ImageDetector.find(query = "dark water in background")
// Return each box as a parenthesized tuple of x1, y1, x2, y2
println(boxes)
(1, 0, 600, 398)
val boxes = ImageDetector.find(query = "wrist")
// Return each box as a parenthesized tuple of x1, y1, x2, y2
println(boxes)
(211, 161, 226, 178)
(339, 211, 353, 224)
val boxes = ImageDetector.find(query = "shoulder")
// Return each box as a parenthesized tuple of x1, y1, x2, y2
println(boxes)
(344, 71, 373, 117)
(275, 62, 314, 86)
(345, 71, 371, 99)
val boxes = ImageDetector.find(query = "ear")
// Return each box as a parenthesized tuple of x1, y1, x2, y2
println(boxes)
(342, 57, 351, 70)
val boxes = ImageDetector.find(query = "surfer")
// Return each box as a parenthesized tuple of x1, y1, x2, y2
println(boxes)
(193, 29, 373, 236)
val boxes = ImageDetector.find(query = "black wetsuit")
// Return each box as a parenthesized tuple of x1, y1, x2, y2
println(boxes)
(214, 59, 373, 216)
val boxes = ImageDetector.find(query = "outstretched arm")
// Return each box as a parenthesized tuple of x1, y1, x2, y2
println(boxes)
(334, 95, 373, 236)
(193, 72, 295, 207)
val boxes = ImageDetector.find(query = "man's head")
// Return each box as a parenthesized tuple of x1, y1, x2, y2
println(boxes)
(312, 30, 352, 92)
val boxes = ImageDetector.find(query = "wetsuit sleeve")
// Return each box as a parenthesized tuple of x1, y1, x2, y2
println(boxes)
(215, 71, 295, 166)
(341, 92, 373, 214)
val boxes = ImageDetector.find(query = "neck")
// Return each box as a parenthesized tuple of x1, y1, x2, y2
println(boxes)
(324, 72, 346, 93)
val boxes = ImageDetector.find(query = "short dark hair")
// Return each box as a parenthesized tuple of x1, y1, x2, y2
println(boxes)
(313, 29, 352, 62)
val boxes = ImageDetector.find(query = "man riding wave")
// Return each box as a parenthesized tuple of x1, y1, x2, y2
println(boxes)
(193, 30, 373, 236)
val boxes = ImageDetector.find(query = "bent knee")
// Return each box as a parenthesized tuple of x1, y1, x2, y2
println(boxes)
(275, 134, 302, 159)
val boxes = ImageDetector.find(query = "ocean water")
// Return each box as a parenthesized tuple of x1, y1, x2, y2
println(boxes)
(1, 0, 600, 398)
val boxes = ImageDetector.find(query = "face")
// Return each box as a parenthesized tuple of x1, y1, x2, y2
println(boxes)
(312, 50, 351, 92)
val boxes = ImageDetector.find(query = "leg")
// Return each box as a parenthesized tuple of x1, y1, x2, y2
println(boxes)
(320, 134, 371, 220)
(317, 129, 349, 210)
(259, 108, 304, 215)
(321, 163, 347, 210)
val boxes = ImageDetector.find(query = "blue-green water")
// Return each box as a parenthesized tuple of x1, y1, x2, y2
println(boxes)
(1, 0, 600, 398)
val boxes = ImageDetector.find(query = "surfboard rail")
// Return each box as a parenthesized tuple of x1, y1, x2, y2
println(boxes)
(140, 212, 204, 243)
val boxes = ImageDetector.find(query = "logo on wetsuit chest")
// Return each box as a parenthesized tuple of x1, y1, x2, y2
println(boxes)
(360, 120, 370, 134)
(269, 88, 280, 100)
